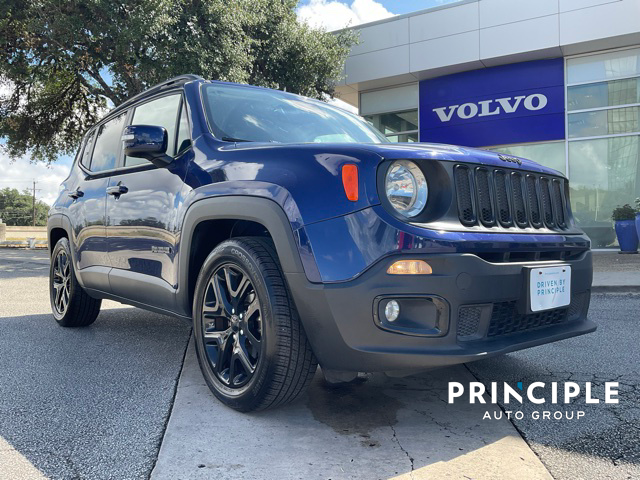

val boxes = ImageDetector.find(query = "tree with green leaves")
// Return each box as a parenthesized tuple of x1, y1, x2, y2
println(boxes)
(0, 0, 356, 163)
(0, 188, 49, 226)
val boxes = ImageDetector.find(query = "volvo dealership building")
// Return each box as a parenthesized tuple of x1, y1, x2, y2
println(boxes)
(336, 0, 640, 247)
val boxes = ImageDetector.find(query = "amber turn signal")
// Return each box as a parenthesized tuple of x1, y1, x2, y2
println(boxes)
(341, 164, 358, 202)
(386, 260, 432, 275)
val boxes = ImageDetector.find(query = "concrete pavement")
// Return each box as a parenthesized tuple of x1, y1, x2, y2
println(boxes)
(592, 251, 640, 292)
(151, 340, 551, 480)
(592, 272, 640, 292)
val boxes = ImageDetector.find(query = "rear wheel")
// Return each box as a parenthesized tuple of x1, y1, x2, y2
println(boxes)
(49, 237, 101, 327)
(193, 237, 317, 411)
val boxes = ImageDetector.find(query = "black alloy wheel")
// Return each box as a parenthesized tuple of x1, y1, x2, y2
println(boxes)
(201, 264, 262, 388)
(51, 249, 71, 317)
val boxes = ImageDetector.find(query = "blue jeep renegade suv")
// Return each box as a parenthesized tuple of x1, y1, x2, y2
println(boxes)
(48, 75, 595, 411)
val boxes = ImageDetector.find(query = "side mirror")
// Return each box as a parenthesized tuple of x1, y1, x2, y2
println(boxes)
(122, 125, 173, 167)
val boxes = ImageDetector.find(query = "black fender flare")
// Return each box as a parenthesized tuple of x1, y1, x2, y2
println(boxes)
(47, 213, 66, 248)
(175, 195, 314, 316)
(47, 213, 88, 289)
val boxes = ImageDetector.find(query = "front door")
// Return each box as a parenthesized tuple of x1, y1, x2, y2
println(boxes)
(69, 112, 127, 291)
(106, 93, 192, 311)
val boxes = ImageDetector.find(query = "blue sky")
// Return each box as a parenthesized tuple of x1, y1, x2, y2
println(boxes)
(399, 0, 463, 13)
(299, 0, 461, 14)
(297, 0, 463, 31)
(298, 0, 464, 16)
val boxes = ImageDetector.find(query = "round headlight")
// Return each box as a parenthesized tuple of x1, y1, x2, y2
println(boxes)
(384, 160, 428, 217)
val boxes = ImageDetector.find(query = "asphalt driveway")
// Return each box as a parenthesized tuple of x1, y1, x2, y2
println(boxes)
(0, 250, 192, 479)
(469, 293, 640, 479)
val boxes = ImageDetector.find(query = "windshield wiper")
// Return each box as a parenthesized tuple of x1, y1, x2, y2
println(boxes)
(221, 136, 253, 143)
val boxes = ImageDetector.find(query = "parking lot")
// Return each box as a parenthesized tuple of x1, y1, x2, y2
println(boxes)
(1, 249, 638, 479)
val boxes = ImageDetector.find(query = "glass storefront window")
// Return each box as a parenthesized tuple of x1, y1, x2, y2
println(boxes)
(568, 77, 640, 111)
(568, 135, 640, 247)
(567, 48, 640, 247)
(568, 106, 640, 138)
(567, 47, 640, 84)
(364, 109, 419, 142)
(386, 132, 419, 142)
(490, 142, 567, 175)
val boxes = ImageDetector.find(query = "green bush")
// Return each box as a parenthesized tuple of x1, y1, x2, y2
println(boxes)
(612, 204, 636, 221)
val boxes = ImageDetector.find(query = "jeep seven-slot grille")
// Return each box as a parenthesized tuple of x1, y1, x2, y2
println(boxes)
(454, 165, 569, 231)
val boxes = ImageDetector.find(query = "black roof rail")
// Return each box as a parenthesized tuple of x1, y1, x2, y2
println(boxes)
(109, 74, 204, 117)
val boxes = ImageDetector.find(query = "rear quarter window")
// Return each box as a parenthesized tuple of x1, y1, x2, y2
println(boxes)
(80, 131, 95, 169)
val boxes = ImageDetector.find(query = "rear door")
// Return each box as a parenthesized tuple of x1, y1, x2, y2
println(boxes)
(68, 113, 127, 290)
(106, 93, 192, 311)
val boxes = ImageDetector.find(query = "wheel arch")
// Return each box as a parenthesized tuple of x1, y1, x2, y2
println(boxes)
(48, 227, 68, 254)
(176, 196, 317, 317)
(47, 214, 88, 286)
(47, 214, 74, 254)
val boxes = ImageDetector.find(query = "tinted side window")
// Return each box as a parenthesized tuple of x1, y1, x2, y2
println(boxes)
(80, 131, 95, 168)
(125, 94, 182, 167)
(176, 104, 191, 154)
(90, 113, 127, 172)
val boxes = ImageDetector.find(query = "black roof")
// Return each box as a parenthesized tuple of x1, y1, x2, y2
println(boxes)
(108, 74, 204, 118)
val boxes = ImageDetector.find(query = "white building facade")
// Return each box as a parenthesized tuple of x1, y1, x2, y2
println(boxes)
(336, 0, 640, 247)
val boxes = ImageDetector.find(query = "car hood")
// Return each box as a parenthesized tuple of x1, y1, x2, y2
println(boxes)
(195, 136, 567, 227)
(352, 142, 563, 176)
(227, 140, 563, 177)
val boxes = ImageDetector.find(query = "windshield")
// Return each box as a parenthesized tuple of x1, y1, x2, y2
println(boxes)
(202, 83, 388, 144)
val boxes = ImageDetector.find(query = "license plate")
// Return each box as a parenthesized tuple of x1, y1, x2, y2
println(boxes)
(529, 266, 571, 312)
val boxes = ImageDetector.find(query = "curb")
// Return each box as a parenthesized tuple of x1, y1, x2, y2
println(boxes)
(592, 285, 640, 294)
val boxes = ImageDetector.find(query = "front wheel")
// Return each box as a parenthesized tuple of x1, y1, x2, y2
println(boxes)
(49, 237, 101, 327)
(193, 237, 317, 412)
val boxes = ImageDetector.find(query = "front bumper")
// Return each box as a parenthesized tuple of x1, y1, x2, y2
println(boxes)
(286, 250, 594, 373)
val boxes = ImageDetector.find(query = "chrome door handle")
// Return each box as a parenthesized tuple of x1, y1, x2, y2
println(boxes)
(106, 185, 128, 196)
(68, 188, 84, 199)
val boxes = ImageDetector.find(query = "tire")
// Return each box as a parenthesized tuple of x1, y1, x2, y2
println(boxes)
(49, 237, 101, 327)
(193, 237, 317, 412)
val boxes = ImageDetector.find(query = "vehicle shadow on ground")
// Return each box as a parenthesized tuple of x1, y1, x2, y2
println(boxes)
(0, 308, 192, 480)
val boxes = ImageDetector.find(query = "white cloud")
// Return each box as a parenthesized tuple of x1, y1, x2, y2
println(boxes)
(297, 0, 395, 31)
(0, 154, 72, 207)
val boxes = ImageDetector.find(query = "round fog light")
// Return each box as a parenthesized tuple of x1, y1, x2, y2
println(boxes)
(385, 300, 400, 322)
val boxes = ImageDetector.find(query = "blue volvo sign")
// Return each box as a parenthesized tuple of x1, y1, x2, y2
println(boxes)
(419, 58, 565, 147)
